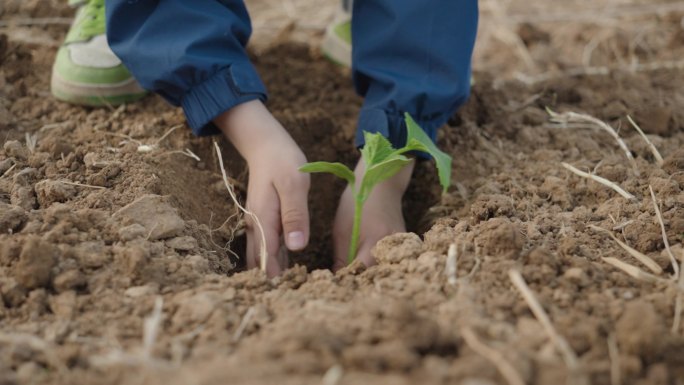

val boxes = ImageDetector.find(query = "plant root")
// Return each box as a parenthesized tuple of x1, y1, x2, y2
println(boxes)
(214, 141, 268, 272)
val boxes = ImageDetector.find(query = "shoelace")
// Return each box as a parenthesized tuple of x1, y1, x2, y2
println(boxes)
(78, 0, 106, 39)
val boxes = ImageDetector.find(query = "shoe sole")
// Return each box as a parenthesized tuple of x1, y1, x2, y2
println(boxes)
(51, 69, 147, 107)
(321, 23, 352, 68)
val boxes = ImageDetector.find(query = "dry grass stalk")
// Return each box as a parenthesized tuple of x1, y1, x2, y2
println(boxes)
(233, 306, 256, 342)
(508, 269, 587, 385)
(505, 2, 684, 24)
(602, 257, 671, 285)
(214, 141, 267, 271)
(562, 163, 637, 201)
(60, 180, 108, 190)
(607, 333, 621, 385)
(162, 148, 201, 161)
(90, 297, 171, 369)
(674, 250, 684, 334)
(612, 220, 633, 231)
(0, 163, 17, 179)
(649, 186, 679, 278)
(674, 265, 684, 334)
(321, 364, 344, 385)
(466, 253, 482, 279)
(549, 110, 639, 176)
(155, 124, 183, 145)
(461, 327, 526, 385)
(25, 132, 37, 153)
(627, 116, 663, 166)
(143, 297, 164, 359)
(514, 60, 684, 87)
(588, 225, 662, 274)
(93, 104, 126, 130)
(446, 243, 458, 286)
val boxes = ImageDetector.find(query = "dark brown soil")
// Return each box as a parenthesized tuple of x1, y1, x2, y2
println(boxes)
(1, 2, 684, 385)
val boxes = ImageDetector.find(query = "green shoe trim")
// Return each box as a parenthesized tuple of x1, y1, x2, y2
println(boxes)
(333, 20, 351, 44)
(65, 0, 106, 44)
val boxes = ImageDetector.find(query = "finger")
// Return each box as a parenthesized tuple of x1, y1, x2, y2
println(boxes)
(356, 243, 377, 268)
(276, 174, 310, 251)
(247, 188, 283, 277)
(332, 230, 351, 272)
(332, 188, 354, 271)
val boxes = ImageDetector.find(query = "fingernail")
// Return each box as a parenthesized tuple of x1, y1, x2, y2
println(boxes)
(286, 231, 305, 250)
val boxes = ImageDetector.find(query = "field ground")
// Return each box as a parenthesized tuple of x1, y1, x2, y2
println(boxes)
(1, 0, 684, 384)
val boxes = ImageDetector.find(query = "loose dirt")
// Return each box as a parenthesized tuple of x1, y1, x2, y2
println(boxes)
(1, 1, 684, 385)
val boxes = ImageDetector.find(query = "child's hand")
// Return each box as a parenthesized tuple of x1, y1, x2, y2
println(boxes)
(215, 100, 310, 277)
(332, 158, 415, 270)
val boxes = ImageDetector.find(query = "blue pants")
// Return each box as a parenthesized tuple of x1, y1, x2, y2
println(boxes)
(105, 0, 478, 149)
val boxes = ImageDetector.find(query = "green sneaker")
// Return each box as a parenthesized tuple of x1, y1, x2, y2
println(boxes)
(51, 0, 146, 106)
(322, 9, 351, 67)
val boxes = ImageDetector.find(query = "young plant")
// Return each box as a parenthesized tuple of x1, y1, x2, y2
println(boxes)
(299, 113, 452, 263)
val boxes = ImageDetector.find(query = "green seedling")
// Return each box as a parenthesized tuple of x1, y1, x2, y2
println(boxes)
(299, 113, 452, 263)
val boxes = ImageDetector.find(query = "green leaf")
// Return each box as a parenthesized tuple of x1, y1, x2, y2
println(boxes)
(401, 113, 452, 192)
(359, 155, 412, 201)
(360, 131, 394, 167)
(299, 162, 355, 186)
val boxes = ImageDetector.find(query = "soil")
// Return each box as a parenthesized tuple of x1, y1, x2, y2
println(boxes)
(2, 1, 684, 385)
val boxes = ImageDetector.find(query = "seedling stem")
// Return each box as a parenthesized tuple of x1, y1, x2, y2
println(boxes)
(349, 195, 363, 263)
(300, 113, 452, 263)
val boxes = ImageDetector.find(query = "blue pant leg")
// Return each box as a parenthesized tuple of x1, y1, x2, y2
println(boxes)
(105, 0, 268, 135)
(351, 0, 479, 149)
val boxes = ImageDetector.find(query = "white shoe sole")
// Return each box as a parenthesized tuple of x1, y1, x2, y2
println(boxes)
(51, 69, 146, 99)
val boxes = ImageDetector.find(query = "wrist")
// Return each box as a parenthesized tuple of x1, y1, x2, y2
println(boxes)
(214, 100, 294, 164)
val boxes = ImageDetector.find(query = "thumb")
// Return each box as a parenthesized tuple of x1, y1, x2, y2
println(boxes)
(276, 175, 310, 251)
